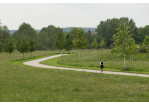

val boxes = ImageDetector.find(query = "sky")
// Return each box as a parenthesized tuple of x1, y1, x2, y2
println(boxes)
(0, 1, 149, 30)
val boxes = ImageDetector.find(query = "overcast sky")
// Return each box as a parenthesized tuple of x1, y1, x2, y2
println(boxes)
(0, 2, 149, 30)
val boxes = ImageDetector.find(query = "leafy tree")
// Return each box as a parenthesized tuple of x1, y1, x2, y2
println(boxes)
(28, 38, 36, 58)
(100, 38, 106, 48)
(0, 25, 11, 45)
(4, 40, 9, 57)
(19, 39, 28, 59)
(142, 35, 149, 47)
(54, 32, 65, 55)
(16, 38, 21, 57)
(126, 40, 137, 61)
(0, 42, 2, 52)
(15, 22, 37, 43)
(69, 27, 78, 39)
(64, 32, 73, 52)
(97, 17, 136, 47)
(112, 18, 133, 69)
(7, 39, 14, 58)
(91, 38, 98, 50)
(73, 28, 86, 58)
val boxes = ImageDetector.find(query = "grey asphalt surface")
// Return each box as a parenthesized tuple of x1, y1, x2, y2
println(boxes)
(23, 54, 149, 77)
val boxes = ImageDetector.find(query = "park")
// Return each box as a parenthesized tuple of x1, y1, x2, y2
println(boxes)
(1, 17, 149, 102)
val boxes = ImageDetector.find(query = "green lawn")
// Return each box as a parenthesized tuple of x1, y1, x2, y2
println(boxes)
(0, 49, 149, 102)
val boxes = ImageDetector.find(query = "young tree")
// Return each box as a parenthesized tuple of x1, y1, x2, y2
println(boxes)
(64, 32, 73, 53)
(54, 32, 65, 55)
(0, 42, 2, 52)
(142, 35, 149, 47)
(91, 38, 98, 50)
(112, 18, 133, 69)
(73, 28, 86, 58)
(28, 38, 36, 58)
(4, 40, 9, 57)
(8, 39, 14, 58)
(16, 38, 21, 57)
(19, 39, 28, 59)
(127, 40, 138, 61)
(100, 38, 106, 48)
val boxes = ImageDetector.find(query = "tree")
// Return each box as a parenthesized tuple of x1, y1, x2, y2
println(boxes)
(127, 40, 137, 61)
(100, 38, 106, 48)
(91, 38, 98, 50)
(28, 38, 36, 58)
(16, 38, 21, 57)
(54, 32, 65, 55)
(7, 39, 14, 58)
(15, 22, 37, 44)
(0, 25, 11, 45)
(97, 17, 137, 47)
(0, 42, 2, 52)
(73, 28, 86, 58)
(64, 32, 73, 53)
(142, 35, 149, 47)
(4, 40, 9, 57)
(112, 18, 133, 69)
(19, 39, 28, 59)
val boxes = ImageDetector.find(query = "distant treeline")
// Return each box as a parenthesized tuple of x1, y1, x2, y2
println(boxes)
(9, 27, 97, 34)
(1, 17, 149, 51)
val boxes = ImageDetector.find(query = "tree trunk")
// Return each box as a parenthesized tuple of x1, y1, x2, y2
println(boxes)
(19, 52, 20, 57)
(10, 53, 11, 58)
(31, 52, 32, 58)
(130, 55, 131, 61)
(7, 52, 8, 57)
(23, 53, 24, 59)
(124, 54, 126, 69)
(71, 50, 72, 54)
(132, 55, 133, 61)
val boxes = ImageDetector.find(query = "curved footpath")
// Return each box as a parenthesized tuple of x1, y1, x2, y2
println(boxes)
(23, 54, 149, 77)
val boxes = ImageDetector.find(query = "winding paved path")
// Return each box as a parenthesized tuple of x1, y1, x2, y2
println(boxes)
(23, 54, 149, 77)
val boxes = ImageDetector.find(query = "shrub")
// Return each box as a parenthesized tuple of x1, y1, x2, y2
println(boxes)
(138, 47, 147, 53)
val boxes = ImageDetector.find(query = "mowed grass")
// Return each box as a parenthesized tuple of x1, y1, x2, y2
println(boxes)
(42, 49, 149, 74)
(0, 49, 149, 102)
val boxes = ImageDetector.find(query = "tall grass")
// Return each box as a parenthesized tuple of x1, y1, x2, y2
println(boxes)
(55, 49, 149, 73)
(1, 49, 149, 102)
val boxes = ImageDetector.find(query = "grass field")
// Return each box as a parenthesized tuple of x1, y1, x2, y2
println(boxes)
(41, 49, 149, 74)
(1, 49, 149, 102)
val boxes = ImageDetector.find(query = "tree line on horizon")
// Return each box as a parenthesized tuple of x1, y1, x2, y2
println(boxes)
(0, 17, 149, 52)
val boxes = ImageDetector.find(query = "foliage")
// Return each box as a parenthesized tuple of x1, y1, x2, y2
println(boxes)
(0, 42, 2, 52)
(64, 33, 73, 51)
(7, 39, 14, 54)
(142, 35, 149, 47)
(16, 38, 21, 53)
(97, 17, 137, 47)
(28, 38, 36, 57)
(73, 28, 86, 50)
(15, 22, 37, 42)
(0, 23, 11, 45)
(4, 39, 9, 53)
(100, 38, 106, 48)
(19, 39, 28, 59)
(112, 18, 134, 69)
(113, 18, 133, 54)
(91, 38, 98, 49)
(54, 32, 65, 53)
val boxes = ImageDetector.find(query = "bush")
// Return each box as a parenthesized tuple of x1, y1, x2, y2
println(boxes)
(138, 47, 147, 53)
(50, 46, 57, 50)
(36, 44, 48, 50)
